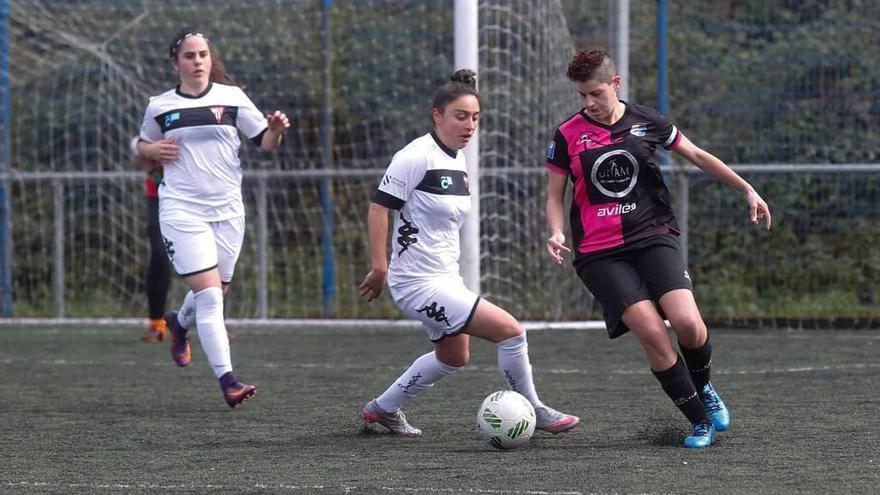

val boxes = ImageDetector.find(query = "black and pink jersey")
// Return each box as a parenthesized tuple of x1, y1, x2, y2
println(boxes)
(545, 102, 683, 258)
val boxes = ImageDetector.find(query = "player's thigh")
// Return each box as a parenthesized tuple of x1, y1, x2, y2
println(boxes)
(633, 235, 693, 303)
(576, 254, 650, 338)
(159, 216, 219, 279)
(463, 298, 522, 343)
(389, 276, 479, 343)
(211, 216, 246, 284)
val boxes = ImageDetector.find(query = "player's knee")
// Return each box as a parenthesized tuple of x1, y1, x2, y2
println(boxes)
(436, 346, 469, 367)
(487, 313, 523, 343)
(671, 315, 707, 347)
(193, 286, 224, 323)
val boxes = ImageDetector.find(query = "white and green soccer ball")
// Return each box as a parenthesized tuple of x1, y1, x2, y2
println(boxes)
(476, 390, 536, 450)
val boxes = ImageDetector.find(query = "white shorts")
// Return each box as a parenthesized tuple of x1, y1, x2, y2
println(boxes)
(159, 215, 245, 284)
(389, 274, 481, 342)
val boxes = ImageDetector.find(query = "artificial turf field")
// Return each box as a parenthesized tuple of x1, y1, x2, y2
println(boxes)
(2, 324, 878, 494)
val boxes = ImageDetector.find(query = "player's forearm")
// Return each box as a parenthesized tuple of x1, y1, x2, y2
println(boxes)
(695, 151, 755, 195)
(260, 129, 283, 151)
(366, 204, 390, 271)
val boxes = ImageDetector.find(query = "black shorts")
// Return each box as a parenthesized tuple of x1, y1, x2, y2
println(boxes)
(574, 234, 693, 339)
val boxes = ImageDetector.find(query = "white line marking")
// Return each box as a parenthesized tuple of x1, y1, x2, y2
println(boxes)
(1, 357, 877, 376)
(5, 481, 584, 494)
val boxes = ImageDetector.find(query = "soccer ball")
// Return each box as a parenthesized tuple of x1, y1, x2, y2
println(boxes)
(476, 390, 536, 450)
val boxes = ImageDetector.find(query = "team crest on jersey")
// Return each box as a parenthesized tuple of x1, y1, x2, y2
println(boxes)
(164, 112, 180, 128)
(630, 123, 648, 137)
(209, 106, 225, 124)
(590, 149, 640, 199)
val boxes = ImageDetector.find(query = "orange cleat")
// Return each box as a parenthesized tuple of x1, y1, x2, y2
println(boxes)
(141, 319, 167, 343)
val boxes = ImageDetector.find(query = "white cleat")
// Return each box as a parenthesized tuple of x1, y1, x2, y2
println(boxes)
(362, 399, 423, 437)
(535, 404, 581, 434)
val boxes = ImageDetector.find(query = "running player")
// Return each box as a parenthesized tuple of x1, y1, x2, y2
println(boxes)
(545, 49, 771, 448)
(358, 69, 579, 437)
(136, 28, 289, 408)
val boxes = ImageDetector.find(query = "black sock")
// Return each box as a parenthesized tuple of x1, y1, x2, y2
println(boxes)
(219, 371, 238, 389)
(679, 336, 712, 391)
(652, 356, 709, 425)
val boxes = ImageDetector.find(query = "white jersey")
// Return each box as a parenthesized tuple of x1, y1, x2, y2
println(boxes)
(373, 132, 471, 285)
(139, 82, 268, 221)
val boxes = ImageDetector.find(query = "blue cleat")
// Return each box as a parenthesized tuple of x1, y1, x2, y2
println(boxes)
(699, 383, 730, 431)
(683, 421, 715, 448)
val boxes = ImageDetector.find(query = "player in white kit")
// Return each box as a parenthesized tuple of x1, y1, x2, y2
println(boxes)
(136, 28, 289, 408)
(358, 70, 580, 436)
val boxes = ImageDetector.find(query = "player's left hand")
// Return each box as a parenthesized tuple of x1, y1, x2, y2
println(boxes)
(266, 111, 290, 133)
(745, 188, 772, 230)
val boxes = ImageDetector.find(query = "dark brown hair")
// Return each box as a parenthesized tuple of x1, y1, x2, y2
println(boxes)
(566, 49, 616, 83)
(168, 28, 236, 86)
(432, 69, 480, 113)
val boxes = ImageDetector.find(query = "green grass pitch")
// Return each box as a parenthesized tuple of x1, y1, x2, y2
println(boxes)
(2, 324, 878, 493)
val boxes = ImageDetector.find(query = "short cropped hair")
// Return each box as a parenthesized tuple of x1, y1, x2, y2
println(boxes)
(566, 49, 617, 83)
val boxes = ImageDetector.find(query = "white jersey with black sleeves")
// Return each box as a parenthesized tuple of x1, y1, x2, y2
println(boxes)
(373, 132, 471, 285)
(139, 82, 268, 222)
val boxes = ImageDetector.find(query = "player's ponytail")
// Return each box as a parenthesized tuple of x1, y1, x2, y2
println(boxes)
(432, 68, 480, 113)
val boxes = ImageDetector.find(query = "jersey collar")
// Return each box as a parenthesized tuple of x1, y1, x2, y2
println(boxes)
(430, 131, 458, 159)
(580, 100, 629, 128)
(176, 82, 213, 99)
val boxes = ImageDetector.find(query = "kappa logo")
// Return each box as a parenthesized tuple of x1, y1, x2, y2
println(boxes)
(416, 301, 451, 327)
(162, 237, 175, 260)
(684, 270, 691, 281)
(209, 106, 225, 124)
(577, 134, 592, 146)
(396, 213, 419, 255)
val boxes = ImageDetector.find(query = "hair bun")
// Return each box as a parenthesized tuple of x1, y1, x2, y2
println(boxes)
(450, 69, 477, 88)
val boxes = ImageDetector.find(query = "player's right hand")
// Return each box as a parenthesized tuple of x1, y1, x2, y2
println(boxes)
(148, 139, 180, 163)
(546, 232, 571, 265)
(358, 268, 387, 301)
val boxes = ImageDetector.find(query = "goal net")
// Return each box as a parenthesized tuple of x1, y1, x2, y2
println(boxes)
(5, 0, 592, 320)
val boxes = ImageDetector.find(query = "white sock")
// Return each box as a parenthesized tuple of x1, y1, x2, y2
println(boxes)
(193, 287, 232, 378)
(177, 290, 196, 329)
(497, 333, 543, 407)
(375, 351, 460, 413)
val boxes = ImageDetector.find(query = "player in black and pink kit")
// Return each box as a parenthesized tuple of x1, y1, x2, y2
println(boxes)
(545, 49, 771, 448)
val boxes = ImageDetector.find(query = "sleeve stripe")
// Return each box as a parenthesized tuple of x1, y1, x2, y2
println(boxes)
(372, 189, 405, 210)
(663, 126, 679, 148)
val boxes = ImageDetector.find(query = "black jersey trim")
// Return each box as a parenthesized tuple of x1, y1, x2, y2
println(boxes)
(415, 169, 469, 196)
(460, 296, 482, 333)
(579, 100, 630, 128)
(250, 128, 267, 147)
(175, 82, 213, 99)
(155, 106, 239, 133)
(177, 264, 219, 278)
(430, 131, 458, 159)
(372, 190, 405, 210)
